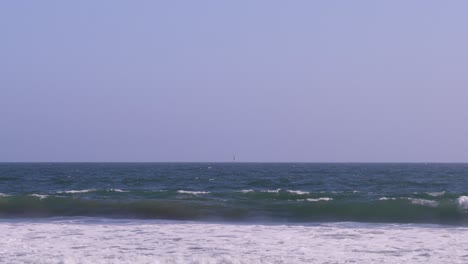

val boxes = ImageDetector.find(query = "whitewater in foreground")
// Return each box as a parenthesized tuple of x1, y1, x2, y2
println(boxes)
(3, 163, 468, 263)
(1, 218, 468, 264)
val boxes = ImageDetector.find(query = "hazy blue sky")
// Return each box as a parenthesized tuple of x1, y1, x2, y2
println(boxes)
(1, 1, 468, 162)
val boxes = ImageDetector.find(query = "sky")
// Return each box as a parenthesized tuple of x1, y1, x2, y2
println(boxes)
(1, 1, 468, 162)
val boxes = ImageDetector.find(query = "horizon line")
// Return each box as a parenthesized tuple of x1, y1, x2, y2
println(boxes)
(1, 161, 468, 164)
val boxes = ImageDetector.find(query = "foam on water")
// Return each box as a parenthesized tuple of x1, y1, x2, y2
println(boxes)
(177, 190, 210, 195)
(379, 197, 397, 201)
(59, 189, 96, 194)
(29, 194, 48, 200)
(109, 189, 128, 192)
(3, 163, 468, 224)
(408, 198, 439, 208)
(1, 219, 467, 264)
(457, 196, 468, 210)
(238, 189, 311, 195)
(286, 190, 310, 195)
(427, 191, 445, 197)
(262, 189, 281, 193)
(305, 197, 333, 202)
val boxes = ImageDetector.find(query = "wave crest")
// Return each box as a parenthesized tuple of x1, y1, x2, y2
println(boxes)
(286, 190, 310, 195)
(427, 191, 445, 197)
(408, 198, 439, 208)
(306, 197, 333, 202)
(177, 190, 210, 195)
(58, 189, 96, 194)
(457, 196, 468, 210)
(30, 194, 48, 200)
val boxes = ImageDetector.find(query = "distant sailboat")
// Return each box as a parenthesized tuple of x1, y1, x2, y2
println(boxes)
(233, 155, 236, 162)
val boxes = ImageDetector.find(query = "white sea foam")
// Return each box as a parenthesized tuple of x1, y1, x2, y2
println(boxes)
(262, 189, 281, 193)
(408, 198, 439, 208)
(0, 193, 9, 197)
(379, 197, 397, 201)
(110, 189, 128, 193)
(457, 196, 468, 210)
(427, 191, 445, 197)
(239, 189, 254, 193)
(30, 194, 48, 200)
(286, 190, 310, 195)
(305, 197, 333, 202)
(59, 189, 96, 194)
(1, 219, 467, 263)
(177, 190, 210, 195)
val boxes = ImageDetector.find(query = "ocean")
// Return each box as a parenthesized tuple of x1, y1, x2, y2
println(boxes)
(1, 162, 468, 263)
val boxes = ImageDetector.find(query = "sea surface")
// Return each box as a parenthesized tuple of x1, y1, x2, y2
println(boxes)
(1, 162, 468, 263)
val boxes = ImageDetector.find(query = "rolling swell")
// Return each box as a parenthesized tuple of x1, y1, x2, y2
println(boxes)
(1, 192, 468, 224)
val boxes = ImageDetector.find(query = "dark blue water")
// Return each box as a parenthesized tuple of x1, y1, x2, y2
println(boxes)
(1, 163, 468, 224)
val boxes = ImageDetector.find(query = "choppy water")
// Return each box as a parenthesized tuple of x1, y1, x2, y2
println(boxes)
(2, 163, 468, 263)
(1, 163, 468, 224)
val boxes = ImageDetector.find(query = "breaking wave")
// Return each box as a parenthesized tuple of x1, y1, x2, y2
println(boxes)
(1, 193, 468, 224)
